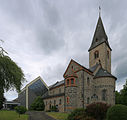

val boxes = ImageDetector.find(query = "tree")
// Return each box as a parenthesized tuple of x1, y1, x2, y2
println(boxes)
(115, 91, 121, 104)
(67, 108, 86, 120)
(15, 106, 27, 118)
(106, 104, 127, 120)
(115, 80, 127, 105)
(30, 96, 45, 111)
(0, 40, 24, 109)
(86, 102, 110, 120)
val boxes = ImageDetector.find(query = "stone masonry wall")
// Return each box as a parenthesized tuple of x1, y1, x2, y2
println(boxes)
(49, 85, 64, 96)
(94, 77, 115, 105)
(44, 96, 64, 112)
(89, 43, 111, 73)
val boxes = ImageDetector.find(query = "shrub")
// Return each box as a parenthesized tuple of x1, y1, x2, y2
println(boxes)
(86, 102, 110, 120)
(50, 105, 58, 112)
(106, 104, 127, 120)
(67, 108, 86, 120)
(15, 106, 27, 117)
(30, 96, 45, 111)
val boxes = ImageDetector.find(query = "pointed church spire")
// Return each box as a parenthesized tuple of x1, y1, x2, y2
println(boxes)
(88, 15, 112, 51)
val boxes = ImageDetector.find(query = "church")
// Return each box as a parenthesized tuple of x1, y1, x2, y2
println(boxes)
(42, 15, 117, 112)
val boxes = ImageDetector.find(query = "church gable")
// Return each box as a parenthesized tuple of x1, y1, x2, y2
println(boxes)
(63, 59, 93, 78)
(63, 59, 82, 78)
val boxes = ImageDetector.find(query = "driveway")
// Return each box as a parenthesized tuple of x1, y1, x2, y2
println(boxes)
(27, 111, 56, 120)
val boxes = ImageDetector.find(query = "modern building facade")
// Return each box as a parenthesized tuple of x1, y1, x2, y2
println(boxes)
(43, 16, 117, 112)
(18, 76, 48, 109)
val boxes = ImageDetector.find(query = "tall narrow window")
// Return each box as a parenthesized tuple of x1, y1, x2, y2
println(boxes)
(67, 97, 69, 104)
(107, 51, 109, 59)
(87, 77, 90, 86)
(50, 101, 52, 109)
(71, 78, 74, 85)
(94, 51, 99, 59)
(87, 97, 90, 104)
(59, 99, 61, 105)
(102, 89, 107, 101)
(67, 79, 69, 85)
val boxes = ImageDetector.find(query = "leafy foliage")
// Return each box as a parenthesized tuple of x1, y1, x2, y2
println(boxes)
(0, 45, 24, 109)
(0, 55, 24, 91)
(115, 80, 127, 105)
(50, 105, 58, 112)
(67, 108, 86, 120)
(15, 106, 27, 114)
(86, 102, 110, 120)
(106, 104, 127, 120)
(30, 96, 45, 111)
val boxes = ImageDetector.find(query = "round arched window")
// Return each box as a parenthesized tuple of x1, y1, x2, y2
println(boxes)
(94, 51, 99, 59)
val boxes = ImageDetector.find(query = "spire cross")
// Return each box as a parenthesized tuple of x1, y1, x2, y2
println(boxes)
(99, 6, 101, 17)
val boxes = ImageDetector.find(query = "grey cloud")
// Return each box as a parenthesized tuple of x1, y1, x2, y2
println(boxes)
(41, 64, 65, 86)
(35, 27, 65, 54)
(1, 0, 127, 100)
(115, 57, 127, 80)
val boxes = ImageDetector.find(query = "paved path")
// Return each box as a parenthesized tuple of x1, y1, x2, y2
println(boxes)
(27, 111, 56, 120)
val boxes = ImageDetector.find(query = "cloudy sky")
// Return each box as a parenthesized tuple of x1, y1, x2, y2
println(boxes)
(1, 0, 127, 100)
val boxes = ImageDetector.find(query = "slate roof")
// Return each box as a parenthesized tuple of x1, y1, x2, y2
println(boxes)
(88, 16, 111, 51)
(42, 93, 65, 99)
(89, 63, 99, 72)
(94, 67, 117, 79)
(49, 80, 64, 89)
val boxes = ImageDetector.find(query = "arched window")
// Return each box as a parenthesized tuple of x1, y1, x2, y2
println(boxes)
(102, 89, 107, 101)
(71, 78, 74, 85)
(67, 79, 69, 85)
(66, 78, 75, 86)
(49, 101, 52, 109)
(59, 99, 61, 105)
(94, 51, 99, 59)
(87, 97, 90, 104)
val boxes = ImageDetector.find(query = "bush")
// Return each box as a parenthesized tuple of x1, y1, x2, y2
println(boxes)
(30, 96, 45, 111)
(86, 102, 110, 120)
(67, 108, 86, 120)
(15, 106, 27, 115)
(106, 104, 127, 120)
(50, 105, 58, 112)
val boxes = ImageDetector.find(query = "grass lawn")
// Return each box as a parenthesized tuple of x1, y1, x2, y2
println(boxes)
(47, 112, 69, 120)
(0, 110, 28, 120)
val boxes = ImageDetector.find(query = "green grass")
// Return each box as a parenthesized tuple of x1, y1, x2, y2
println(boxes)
(0, 110, 28, 120)
(47, 112, 69, 120)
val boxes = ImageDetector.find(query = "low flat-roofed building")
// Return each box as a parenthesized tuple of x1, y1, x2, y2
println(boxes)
(3, 99, 20, 110)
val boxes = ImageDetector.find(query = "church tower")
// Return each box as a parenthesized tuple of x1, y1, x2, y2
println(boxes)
(88, 16, 112, 73)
